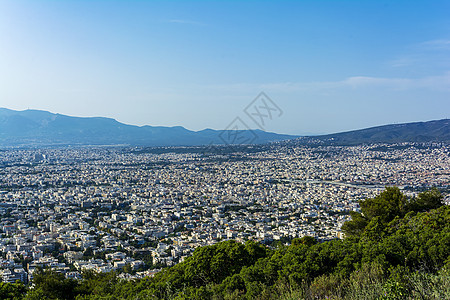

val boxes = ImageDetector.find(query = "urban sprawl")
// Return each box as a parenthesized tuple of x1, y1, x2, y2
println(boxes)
(0, 142, 449, 284)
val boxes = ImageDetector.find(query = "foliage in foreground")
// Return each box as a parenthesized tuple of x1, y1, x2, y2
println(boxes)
(1, 187, 449, 299)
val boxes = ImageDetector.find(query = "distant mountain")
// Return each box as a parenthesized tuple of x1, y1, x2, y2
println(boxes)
(2, 108, 447, 148)
(0, 108, 296, 147)
(297, 119, 450, 145)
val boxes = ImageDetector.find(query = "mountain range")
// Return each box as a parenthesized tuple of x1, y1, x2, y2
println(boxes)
(0, 108, 448, 147)
(300, 118, 449, 145)
(0, 108, 295, 147)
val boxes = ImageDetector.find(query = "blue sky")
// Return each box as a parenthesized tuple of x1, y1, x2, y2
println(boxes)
(1, 0, 449, 135)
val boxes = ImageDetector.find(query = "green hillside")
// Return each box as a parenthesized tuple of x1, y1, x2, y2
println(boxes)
(2, 188, 449, 300)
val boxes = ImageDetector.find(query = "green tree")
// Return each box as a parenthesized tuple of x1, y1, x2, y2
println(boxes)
(360, 186, 407, 222)
(0, 281, 26, 300)
(341, 211, 369, 237)
(27, 269, 78, 300)
(407, 188, 443, 212)
(342, 187, 407, 237)
(76, 270, 119, 297)
(292, 236, 317, 247)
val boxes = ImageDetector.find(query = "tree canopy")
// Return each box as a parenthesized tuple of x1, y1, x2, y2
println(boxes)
(341, 187, 443, 237)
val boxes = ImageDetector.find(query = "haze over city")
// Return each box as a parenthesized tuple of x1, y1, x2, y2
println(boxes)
(1, 0, 449, 135)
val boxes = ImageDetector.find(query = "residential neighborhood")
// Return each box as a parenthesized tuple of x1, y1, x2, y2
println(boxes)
(0, 142, 448, 283)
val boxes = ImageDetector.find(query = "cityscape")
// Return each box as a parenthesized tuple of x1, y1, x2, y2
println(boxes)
(1, 142, 448, 283)
(1, 0, 449, 298)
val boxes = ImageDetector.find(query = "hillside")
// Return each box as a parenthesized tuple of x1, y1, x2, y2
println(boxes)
(297, 119, 450, 145)
(0, 108, 296, 147)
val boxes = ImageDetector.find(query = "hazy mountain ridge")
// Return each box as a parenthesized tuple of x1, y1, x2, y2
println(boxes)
(299, 119, 450, 145)
(0, 108, 295, 147)
(1, 108, 448, 147)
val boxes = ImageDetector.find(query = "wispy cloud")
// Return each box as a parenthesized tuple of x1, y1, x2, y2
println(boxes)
(389, 38, 450, 68)
(420, 39, 450, 50)
(341, 76, 411, 89)
(167, 19, 206, 26)
(321, 73, 450, 91)
(389, 56, 419, 68)
(332, 72, 450, 91)
(203, 72, 450, 93)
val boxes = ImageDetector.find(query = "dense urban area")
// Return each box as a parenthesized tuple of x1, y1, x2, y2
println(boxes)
(0, 142, 449, 284)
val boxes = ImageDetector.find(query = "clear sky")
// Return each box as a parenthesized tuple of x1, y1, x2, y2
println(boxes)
(1, 0, 449, 135)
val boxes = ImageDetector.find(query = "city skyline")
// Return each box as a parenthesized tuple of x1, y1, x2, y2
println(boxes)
(1, 1, 450, 135)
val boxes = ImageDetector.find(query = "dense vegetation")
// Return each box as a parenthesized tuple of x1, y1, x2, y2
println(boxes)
(2, 187, 449, 299)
